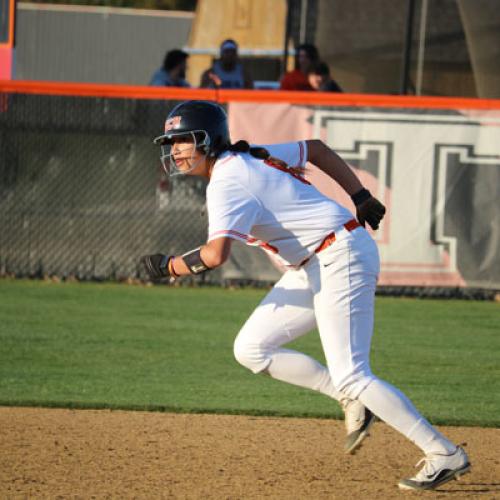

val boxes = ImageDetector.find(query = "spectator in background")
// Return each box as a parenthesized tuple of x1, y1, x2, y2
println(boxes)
(280, 43, 319, 91)
(309, 62, 343, 92)
(150, 49, 190, 87)
(200, 39, 253, 89)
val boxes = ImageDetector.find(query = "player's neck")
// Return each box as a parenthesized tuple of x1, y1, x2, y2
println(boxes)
(206, 157, 217, 179)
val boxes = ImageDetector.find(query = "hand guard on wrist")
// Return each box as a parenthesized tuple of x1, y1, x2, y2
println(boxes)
(182, 247, 210, 275)
(140, 254, 172, 279)
(352, 189, 386, 230)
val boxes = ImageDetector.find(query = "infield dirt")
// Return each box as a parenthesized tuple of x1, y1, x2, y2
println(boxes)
(1, 407, 499, 499)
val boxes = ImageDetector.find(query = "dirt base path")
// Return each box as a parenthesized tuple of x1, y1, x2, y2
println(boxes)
(1, 407, 499, 499)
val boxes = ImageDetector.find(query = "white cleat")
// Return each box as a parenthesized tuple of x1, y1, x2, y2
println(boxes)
(341, 398, 377, 454)
(398, 446, 471, 491)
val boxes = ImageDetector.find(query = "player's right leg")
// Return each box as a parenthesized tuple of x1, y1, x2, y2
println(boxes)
(233, 267, 337, 396)
(233, 267, 374, 453)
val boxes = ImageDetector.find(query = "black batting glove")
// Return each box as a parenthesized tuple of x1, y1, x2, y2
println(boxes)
(351, 188, 386, 230)
(140, 254, 171, 279)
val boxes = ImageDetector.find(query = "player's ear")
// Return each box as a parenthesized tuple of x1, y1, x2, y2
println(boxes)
(197, 144, 209, 156)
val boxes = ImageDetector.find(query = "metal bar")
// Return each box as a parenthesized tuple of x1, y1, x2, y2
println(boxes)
(415, 0, 429, 95)
(183, 47, 292, 57)
(299, 0, 308, 43)
(400, 0, 416, 95)
(282, 0, 293, 75)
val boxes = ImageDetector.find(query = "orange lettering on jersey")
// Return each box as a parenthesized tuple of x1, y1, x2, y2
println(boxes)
(263, 159, 311, 185)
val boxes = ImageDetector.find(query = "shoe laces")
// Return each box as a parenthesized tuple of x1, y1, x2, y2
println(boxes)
(414, 456, 436, 479)
(341, 398, 365, 433)
(413, 447, 462, 481)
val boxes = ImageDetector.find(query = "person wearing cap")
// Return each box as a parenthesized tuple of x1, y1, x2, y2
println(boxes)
(149, 49, 191, 87)
(200, 39, 253, 89)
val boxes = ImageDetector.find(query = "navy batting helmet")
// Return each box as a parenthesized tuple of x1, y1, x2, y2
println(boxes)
(154, 100, 230, 175)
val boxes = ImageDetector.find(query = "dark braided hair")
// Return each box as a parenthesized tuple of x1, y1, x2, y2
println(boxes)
(225, 140, 288, 169)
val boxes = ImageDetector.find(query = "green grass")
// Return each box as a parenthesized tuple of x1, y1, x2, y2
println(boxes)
(0, 279, 499, 427)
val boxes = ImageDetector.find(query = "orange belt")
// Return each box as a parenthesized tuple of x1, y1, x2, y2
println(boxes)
(300, 218, 361, 267)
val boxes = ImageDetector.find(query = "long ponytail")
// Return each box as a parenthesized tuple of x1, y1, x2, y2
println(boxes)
(226, 140, 289, 169)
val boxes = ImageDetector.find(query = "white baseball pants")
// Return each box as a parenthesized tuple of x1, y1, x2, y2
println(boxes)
(234, 226, 456, 455)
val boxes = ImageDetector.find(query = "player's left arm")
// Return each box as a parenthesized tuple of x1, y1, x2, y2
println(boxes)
(306, 139, 386, 230)
(172, 237, 232, 276)
(141, 177, 256, 281)
(140, 237, 232, 280)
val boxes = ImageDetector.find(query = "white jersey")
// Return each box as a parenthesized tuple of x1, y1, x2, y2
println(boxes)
(206, 141, 354, 267)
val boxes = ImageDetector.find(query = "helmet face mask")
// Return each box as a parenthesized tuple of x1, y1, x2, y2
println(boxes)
(156, 130, 210, 176)
(153, 100, 230, 176)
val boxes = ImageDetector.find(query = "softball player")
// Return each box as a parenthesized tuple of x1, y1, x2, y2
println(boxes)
(141, 101, 470, 491)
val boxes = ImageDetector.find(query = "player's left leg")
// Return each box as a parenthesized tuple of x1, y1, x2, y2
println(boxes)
(310, 227, 469, 488)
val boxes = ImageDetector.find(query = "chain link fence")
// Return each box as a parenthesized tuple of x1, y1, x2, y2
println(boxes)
(1, 91, 282, 285)
(1, 90, 498, 299)
(0, 93, 235, 283)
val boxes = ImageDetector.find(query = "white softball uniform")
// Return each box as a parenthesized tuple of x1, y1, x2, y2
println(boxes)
(207, 142, 455, 456)
(207, 143, 355, 267)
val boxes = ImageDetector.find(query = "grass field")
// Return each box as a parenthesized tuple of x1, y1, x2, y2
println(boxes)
(0, 279, 499, 427)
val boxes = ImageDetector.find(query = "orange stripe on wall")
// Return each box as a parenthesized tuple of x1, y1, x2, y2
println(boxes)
(2, 80, 500, 110)
(9, 0, 15, 47)
(0, 0, 16, 48)
(0, 81, 217, 100)
(217, 89, 500, 110)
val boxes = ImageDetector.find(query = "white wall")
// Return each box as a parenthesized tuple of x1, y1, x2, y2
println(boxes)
(15, 3, 193, 85)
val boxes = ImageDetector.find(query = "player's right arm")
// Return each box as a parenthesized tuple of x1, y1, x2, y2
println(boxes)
(306, 139, 364, 196)
(306, 139, 386, 230)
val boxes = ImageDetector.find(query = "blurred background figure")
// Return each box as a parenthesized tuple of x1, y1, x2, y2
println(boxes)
(200, 39, 253, 89)
(280, 43, 319, 91)
(149, 49, 191, 87)
(309, 62, 343, 92)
